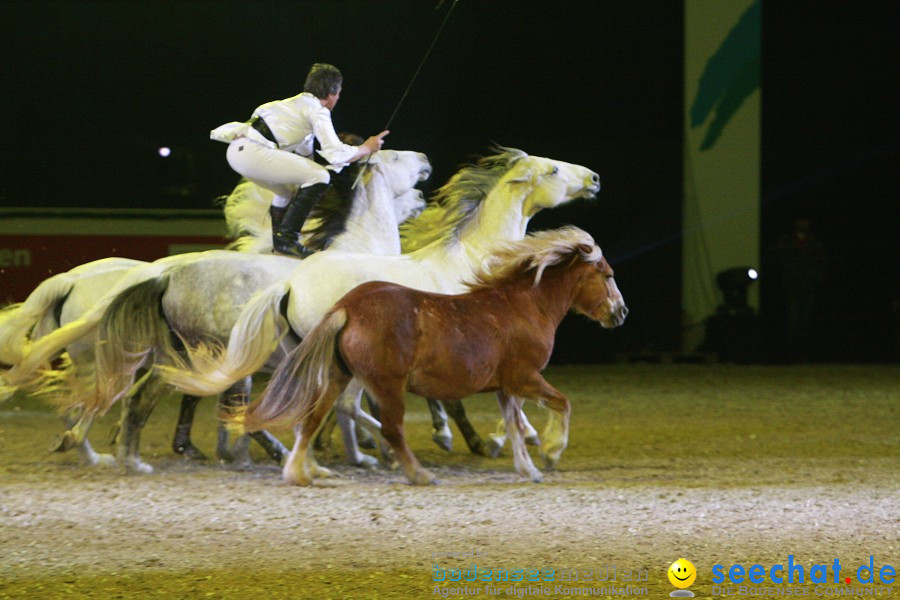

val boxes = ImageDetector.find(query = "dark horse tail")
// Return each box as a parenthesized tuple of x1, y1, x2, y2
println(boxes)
(241, 308, 348, 432)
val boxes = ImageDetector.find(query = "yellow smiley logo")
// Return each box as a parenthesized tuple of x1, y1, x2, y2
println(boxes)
(668, 558, 697, 589)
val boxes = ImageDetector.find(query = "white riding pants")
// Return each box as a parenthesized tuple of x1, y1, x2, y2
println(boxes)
(226, 138, 331, 207)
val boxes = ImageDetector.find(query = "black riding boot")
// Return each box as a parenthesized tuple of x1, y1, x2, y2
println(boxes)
(272, 183, 330, 258)
(269, 205, 286, 230)
(269, 204, 286, 248)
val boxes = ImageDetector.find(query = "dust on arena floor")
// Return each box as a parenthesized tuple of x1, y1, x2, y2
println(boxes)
(0, 364, 897, 599)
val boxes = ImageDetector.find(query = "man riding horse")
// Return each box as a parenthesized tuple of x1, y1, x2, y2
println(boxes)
(211, 63, 389, 257)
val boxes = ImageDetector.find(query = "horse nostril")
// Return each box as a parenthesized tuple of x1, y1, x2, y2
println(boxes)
(591, 173, 600, 185)
(620, 306, 629, 320)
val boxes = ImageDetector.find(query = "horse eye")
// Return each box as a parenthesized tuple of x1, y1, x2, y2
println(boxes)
(550, 166, 559, 176)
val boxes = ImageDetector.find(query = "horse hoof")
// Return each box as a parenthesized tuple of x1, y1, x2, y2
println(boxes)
(468, 438, 488, 457)
(88, 453, 118, 468)
(125, 460, 154, 475)
(432, 432, 453, 452)
(282, 471, 313, 486)
(409, 470, 437, 486)
(351, 454, 379, 469)
(230, 448, 253, 467)
(530, 471, 544, 483)
(540, 453, 560, 470)
(215, 450, 235, 464)
(525, 434, 541, 447)
(174, 444, 208, 461)
(357, 428, 377, 450)
(312, 465, 336, 478)
(485, 439, 503, 459)
(49, 432, 76, 453)
(379, 446, 397, 468)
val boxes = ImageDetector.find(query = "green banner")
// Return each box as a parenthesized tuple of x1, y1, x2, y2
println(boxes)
(682, 0, 761, 352)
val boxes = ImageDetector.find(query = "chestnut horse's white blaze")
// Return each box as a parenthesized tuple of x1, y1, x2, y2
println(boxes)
(239, 227, 627, 485)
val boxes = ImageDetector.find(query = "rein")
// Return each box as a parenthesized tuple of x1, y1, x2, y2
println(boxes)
(353, 0, 460, 189)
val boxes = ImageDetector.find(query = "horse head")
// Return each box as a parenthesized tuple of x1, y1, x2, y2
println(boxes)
(572, 250, 628, 329)
(504, 153, 601, 217)
(367, 149, 432, 198)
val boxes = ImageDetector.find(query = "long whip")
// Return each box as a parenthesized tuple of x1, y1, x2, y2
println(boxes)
(352, 0, 460, 188)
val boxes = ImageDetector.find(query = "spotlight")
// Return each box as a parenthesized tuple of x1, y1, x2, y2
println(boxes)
(155, 145, 197, 199)
(716, 266, 758, 315)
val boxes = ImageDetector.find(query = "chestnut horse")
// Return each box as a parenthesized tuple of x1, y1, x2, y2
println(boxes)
(239, 226, 628, 486)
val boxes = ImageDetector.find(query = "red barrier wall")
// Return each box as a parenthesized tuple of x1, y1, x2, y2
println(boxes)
(0, 209, 227, 304)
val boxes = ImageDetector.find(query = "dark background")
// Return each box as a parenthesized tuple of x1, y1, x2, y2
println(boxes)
(2, 1, 898, 362)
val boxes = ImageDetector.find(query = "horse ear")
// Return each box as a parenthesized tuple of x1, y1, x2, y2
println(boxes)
(507, 168, 535, 185)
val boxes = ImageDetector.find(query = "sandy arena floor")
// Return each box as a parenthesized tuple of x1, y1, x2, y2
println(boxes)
(1, 364, 897, 599)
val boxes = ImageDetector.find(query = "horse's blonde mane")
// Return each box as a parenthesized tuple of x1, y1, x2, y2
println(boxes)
(467, 226, 602, 290)
(400, 147, 527, 252)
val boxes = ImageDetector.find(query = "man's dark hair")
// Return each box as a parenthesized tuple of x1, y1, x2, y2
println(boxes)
(304, 63, 343, 99)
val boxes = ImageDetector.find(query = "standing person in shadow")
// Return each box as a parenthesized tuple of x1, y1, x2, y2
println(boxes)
(772, 217, 828, 362)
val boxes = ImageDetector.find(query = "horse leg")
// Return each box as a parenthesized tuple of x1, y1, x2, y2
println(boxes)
(426, 398, 453, 452)
(61, 410, 115, 467)
(312, 409, 338, 451)
(334, 380, 380, 468)
(486, 415, 508, 458)
(357, 392, 379, 449)
(50, 410, 94, 454)
(213, 377, 290, 465)
(532, 379, 571, 469)
(216, 377, 253, 465)
(497, 391, 542, 482)
(443, 400, 487, 456)
(487, 397, 538, 457)
(248, 430, 288, 464)
(521, 409, 540, 446)
(172, 395, 207, 460)
(353, 394, 396, 467)
(281, 377, 347, 486)
(372, 387, 434, 486)
(117, 374, 166, 474)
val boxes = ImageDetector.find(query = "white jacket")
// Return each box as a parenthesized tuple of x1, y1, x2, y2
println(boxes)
(211, 92, 359, 168)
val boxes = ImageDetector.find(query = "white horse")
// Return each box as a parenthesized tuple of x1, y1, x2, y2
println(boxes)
(0, 257, 145, 466)
(151, 148, 602, 485)
(1, 149, 431, 471)
(0, 184, 299, 463)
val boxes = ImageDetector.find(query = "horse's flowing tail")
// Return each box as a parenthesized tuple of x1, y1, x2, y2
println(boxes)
(240, 308, 348, 432)
(0, 272, 76, 367)
(156, 281, 292, 397)
(222, 180, 276, 254)
(28, 353, 97, 415)
(88, 276, 183, 416)
(0, 260, 170, 395)
(0, 306, 105, 399)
